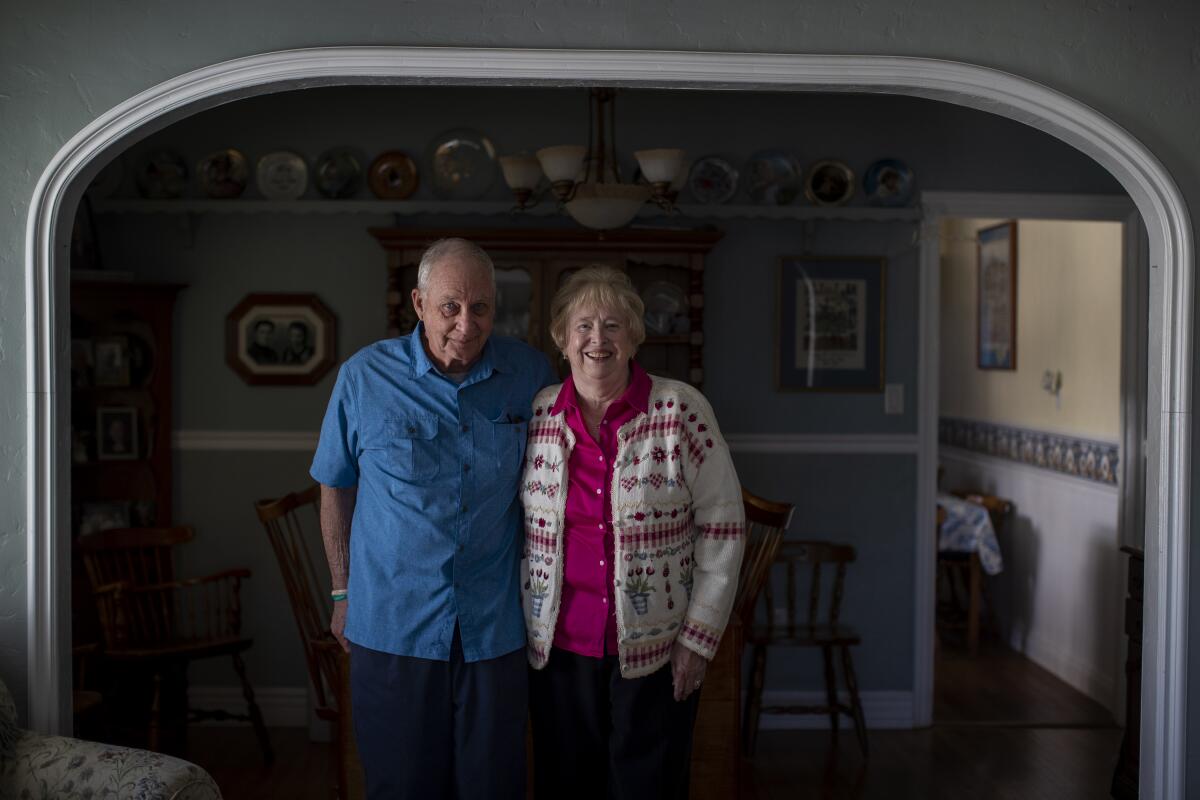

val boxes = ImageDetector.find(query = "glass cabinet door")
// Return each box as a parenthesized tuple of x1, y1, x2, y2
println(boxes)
(493, 263, 537, 347)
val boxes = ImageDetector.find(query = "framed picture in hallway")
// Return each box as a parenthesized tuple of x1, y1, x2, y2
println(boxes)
(977, 221, 1018, 370)
(225, 293, 337, 386)
(776, 255, 886, 392)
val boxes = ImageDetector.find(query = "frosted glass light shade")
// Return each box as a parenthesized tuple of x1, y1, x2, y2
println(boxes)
(564, 182, 652, 230)
(536, 145, 587, 183)
(634, 148, 686, 184)
(499, 155, 543, 191)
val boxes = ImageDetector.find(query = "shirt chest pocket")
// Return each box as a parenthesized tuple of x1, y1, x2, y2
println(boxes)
(488, 413, 528, 475)
(364, 416, 440, 482)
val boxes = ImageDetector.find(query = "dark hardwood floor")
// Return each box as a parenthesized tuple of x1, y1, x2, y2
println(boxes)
(181, 642, 1123, 799)
(186, 725, 1122, 800)
(935, 639, 1117, 727)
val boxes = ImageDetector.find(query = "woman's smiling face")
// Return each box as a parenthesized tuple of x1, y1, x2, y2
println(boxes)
(564, 305, 636, 385)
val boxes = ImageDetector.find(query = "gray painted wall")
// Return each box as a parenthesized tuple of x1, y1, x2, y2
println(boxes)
(3, 1, 1198, 785)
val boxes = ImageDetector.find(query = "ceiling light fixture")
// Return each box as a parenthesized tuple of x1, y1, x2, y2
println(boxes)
(499, 88, 685, 230)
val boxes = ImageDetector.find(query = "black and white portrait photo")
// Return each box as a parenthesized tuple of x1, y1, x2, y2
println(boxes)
(96, 406, 138, 460)
(226, 293, 336, 385)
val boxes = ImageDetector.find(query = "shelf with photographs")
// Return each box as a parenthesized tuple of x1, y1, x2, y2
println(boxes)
(70, 279, 185, 538)
(371, 227, 724, 387)
(92, 199, 922, 223)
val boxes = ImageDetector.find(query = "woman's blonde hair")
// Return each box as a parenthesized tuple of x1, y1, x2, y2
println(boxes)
(548, 266, 646, 352)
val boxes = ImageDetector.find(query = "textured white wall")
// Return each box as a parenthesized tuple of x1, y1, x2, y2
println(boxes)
(3, 1, 1200, 780)
(940, 218, 1123, 441)
(941, 448, 1124, 715)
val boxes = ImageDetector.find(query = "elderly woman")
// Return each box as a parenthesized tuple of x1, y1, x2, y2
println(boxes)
(521, 266, 745, 799)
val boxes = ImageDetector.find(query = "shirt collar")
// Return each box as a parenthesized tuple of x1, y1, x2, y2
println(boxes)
(550, 360, 651, 416)
(409, 321, 500, 383)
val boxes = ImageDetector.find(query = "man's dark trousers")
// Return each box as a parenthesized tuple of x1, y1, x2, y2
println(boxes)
(350, 627, 527, 799)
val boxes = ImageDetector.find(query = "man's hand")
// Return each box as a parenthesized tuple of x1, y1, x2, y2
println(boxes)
(670, 640, 708, 702)
(331, 600, 350, 653)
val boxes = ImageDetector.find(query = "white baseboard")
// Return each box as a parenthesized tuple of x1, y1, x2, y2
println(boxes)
(757, 690, 914, 730)
(1012, 628, 1120, 716)
(188, 685, 309, 727)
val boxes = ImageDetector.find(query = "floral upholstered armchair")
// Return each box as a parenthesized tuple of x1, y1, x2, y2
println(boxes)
(0, 673, 221, 800)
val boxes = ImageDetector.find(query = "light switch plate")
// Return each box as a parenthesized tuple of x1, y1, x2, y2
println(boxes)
(885, 383, 904, 415)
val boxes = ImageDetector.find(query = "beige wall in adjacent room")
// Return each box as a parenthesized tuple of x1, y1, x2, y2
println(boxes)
(939, 218, 1123, 442)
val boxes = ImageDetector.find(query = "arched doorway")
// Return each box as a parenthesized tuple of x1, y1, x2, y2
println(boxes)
(24, 47, 1192, 798)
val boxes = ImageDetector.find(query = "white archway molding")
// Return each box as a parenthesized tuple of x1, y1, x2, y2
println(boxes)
(25, 47, 1192, 798)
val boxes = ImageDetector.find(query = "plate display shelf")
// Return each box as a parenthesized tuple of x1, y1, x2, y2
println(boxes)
(93, 198, 922, 223)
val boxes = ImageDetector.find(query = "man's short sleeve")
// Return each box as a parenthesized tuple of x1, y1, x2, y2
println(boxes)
(310, 362, 360, 488)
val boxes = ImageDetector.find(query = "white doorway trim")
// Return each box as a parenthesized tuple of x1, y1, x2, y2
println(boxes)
(25, 48, 1191, 798)
(915, 190, 1145, 726)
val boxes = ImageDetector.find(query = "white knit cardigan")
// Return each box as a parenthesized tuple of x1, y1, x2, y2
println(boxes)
(520, 375, 746, 678)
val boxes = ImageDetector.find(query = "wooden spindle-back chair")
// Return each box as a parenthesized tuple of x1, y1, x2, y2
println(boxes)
(76, 526, 272, 761)
(256, 485, 363, 800)
(743, 540, 868, 758)
(735, 489, 796, 627)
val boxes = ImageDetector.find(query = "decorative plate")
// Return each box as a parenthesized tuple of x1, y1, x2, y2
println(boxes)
(368, 151, 419, 199)
(641, 280, 688, 336)
(256, 151, 308, 200)
(686, 156, 739, 205)
(134, 151, 188, 199)
(743, 151, 803, 205)
(313, 148, 363, 199)
(426, 128, 497, 200)
(863, 158, 915, 207)
(88, 156, 124, 198)
(804, 159, 856, 206)
(197, 148, 249, 199)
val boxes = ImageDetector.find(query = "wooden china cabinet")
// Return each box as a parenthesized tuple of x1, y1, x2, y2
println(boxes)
(369, 226, 724, 387)
(69, 278, 183, 657)
(371, 226, 742, 798)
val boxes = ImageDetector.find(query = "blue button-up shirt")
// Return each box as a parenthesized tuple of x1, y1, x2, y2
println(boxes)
(310, 324, 556, 662)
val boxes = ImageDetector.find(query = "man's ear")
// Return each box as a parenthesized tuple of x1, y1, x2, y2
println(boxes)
(411, 288, 424, 321)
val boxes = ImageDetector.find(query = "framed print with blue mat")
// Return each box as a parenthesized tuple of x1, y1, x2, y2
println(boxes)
(776, 255, 886, 392)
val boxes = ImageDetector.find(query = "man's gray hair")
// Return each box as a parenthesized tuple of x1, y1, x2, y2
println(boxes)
(416, 238, 496, 294)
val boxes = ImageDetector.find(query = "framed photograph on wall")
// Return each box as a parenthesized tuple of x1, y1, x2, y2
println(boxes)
(776, 255, 886, 392)
(225, 293, 337, 386)
(977, 221, 1018, 370)
(96, 406, 138, 460)
(93, 335, 131, 387)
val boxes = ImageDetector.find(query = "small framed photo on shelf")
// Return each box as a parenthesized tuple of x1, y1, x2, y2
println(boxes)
(70, 339, 95, 389)
(79, 501, 131, 536)
(977, 221, 1017, 370)
(93, 335, 131, 387)
(776, 255, 887, 392)
(96, 406, 138, 460)
(225, 293, 337, 386)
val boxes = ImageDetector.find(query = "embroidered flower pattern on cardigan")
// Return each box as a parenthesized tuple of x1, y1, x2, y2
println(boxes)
(524, 479, 561, 499)
(520, 378, 745, 678)
(619, 473, 683, 492)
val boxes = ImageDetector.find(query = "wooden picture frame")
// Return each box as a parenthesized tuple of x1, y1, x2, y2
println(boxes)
(225, 293, 337, 386)
(977, 221, 1018, 370)
(776, 255, 887, 392)
(96, 406, 138, 461)
(93, 335, 131, 387)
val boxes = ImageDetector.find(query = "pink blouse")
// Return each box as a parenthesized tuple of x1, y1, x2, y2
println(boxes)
(549, 361, 652, 658)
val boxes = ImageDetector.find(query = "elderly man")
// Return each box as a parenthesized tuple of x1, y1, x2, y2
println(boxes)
(310, 237, 555, 799)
